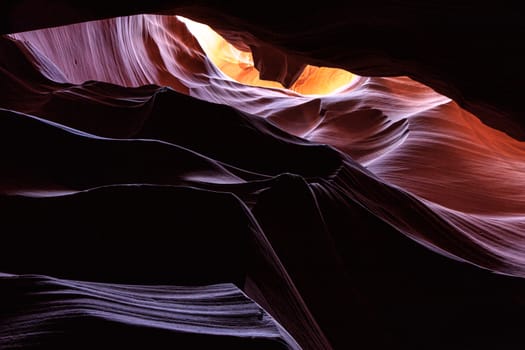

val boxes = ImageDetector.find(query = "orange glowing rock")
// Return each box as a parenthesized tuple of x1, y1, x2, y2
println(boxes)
(178, 16, 356, 95)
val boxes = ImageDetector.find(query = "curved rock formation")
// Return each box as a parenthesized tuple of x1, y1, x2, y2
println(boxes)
(0, 273, 299, 349)
(1, 4, 525, 350)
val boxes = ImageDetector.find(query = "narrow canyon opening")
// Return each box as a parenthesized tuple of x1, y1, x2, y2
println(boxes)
(177, 15, 357, 96)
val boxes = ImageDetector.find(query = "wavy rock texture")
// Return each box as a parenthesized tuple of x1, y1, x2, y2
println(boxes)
(1, 9, 525, 350)
(0, 273, 299, 349)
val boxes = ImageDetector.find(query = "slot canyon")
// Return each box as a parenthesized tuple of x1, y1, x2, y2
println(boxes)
(1, 1, 524, 349)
